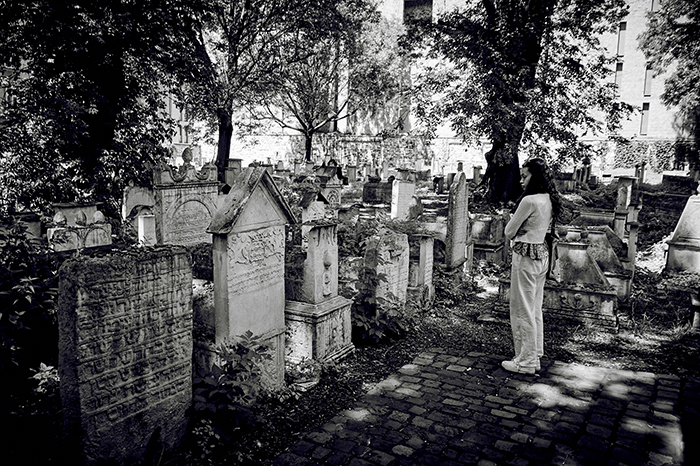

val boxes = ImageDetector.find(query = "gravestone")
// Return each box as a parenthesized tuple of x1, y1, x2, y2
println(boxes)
(390, 180, 416, 220)
(407, 235, 435, 309)
(153, 152, 219, 245)
(285, 210, 354, 363)
(138, 212, 157, 246)
(362, 180, 393, 205)
(225, 158, 243, 186)
(58, 247, 192, 465)
(494, 240, 618, 331)
(346, 165, 357, 183)
(206, 167, 296, 389)
(445, 172, 468, 269)
(665, 188, 700, 274)
(470, 213, 508, 266)
(47, 205, 112, 253)
(364, 229, 410, 304)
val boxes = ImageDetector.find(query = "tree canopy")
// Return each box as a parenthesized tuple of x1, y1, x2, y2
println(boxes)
(406, 0, 631, 203)
(0, 0, 187, 215)
(254, 8, 406, 161)
(639, 0, 700, 168)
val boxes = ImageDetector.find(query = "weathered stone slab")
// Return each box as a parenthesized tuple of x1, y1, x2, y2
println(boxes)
(391, 180, 416, 220)
(207, 167, 297, 389)
(666, 192, 700, 274)
(58, 247, 193, 465)
(285, 296, 354, 363)
(445, 172, 468, 269)
(364, 230, 409, 304)
(153, 160, 218, 245)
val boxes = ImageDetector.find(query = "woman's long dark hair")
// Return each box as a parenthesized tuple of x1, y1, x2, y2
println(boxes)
(516, 158, 561, 221)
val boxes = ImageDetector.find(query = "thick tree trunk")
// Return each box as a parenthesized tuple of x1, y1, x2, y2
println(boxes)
(480, 139, 523, 205)
(304, 132, 314, 162)
(216, 109, 233, 182)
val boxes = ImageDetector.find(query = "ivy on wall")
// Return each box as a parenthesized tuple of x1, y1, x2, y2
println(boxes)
(613, 139, 691, 172)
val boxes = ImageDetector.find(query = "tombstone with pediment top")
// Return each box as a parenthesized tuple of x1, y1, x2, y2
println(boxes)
(206, 167, 297, 389)
(153, 151, 219, 245)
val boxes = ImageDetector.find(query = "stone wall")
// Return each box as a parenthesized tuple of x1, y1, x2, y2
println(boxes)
(58, 246, 193, 465)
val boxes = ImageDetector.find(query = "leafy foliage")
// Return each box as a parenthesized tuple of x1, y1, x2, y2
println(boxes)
(192, 331, 273, 434)
(639, 0, 700, 168)
(0, 0, 182, 215)
(254, 3, 406, 161)
(404, 0, 632, 203)
(0, 220, 58, 381)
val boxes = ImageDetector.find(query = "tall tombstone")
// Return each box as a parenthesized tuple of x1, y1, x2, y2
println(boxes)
(615, 175, 637, 211)
(153, 150, 219, 245)
(225, 158, 243, 186)
(445, 172, 469, 269)
(391, 179, 416, 220)
(285, 197, 354, 363)
(665, 188, 700, 273)
(346, 165, 357, 183)
(58, 247, 192, 465)
(407, 235, 435, 309)
(207, 167, 296, 389)
(364, 230, 410, 304)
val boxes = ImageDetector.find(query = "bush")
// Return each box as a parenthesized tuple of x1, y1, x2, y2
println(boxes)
(0, 220, 58, 387)
(192, 331, 273, 437)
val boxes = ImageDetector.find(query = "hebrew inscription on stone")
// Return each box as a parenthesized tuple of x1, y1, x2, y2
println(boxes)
(59, 247, 193, 465)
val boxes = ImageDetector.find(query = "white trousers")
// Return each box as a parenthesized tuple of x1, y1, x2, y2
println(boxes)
(509, 252, 547, 368)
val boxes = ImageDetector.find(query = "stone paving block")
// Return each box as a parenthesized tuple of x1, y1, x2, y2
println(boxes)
(612, 446, 646, 465)
(586, 422, 613, 438)
(458, 451, 481, 463)
(307, 431, 333, 444)
(492, 409, 517, 419)
(332, 439, 357, 453)
(399, 364, 421, 375)
(290, 440, 316, 455)
(324, 450, 350, 465)
(346, 458, 373, 466)
(273, 452, 310, 466)
(310, 446, 332, 460)
(391, 444, 414, 457)
(500, 419, 520, 430)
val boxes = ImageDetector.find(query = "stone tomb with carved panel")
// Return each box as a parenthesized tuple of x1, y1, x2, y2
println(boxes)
(58, 247, 192, 465)
(153, 153, 219, 246)
(285, 194, 353, 364)
(206, 167, 297, 389)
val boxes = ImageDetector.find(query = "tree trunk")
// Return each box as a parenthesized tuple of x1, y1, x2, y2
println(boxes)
(304, 131, 314, 162)
(216, 109, 233, 182)
(480, 134, 524, 205)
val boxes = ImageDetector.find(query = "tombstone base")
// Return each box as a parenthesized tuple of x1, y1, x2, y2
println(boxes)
(494, 278, 618, 332)
(473, 242, 505, 266)
(285, 296, 354, 364)
(407, 284, 435, 310)
(665, 241, 700, 274)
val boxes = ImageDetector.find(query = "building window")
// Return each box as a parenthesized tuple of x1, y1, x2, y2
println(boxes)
(615, 62, 624, 88)
(617, 22, 626, 57)
(640, 103, 650, 135)
(644, 65, 653, 96)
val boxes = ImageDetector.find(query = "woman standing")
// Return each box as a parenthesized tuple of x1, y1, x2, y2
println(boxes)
(502, 158, 560, 374)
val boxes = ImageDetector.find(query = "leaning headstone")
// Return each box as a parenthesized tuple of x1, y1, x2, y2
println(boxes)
(445, 172, 468, 269)
(390, 179, 416, 220)
(665, 187, 700, 274)
(153, 149, 218, 245)
(206, 167, 296, 389)
(58, 247, 192, 465)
